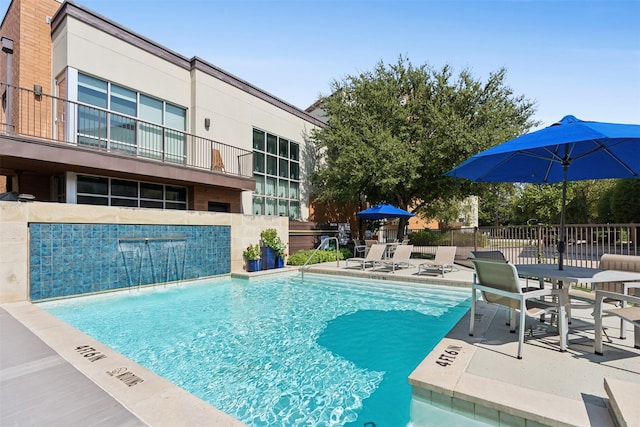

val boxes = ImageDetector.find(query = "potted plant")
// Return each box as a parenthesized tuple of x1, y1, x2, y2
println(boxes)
(243, 243, 261, 272)
(272, 238, 287, 268)
(260, 228, 283, 270)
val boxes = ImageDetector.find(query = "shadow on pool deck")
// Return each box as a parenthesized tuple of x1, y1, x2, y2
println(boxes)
(2, 261, 639, 426)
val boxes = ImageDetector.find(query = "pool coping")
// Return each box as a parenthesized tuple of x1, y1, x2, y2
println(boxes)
(408, 301, 613, 427)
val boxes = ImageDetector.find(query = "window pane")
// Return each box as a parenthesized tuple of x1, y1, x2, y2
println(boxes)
(278, 200, 288, 217)
(254, 174, 265, 195)
(109, 114, 136, 150)
(253, 196, 264, 215)
(111, 179, 138, 197)
(77, 105, 107, 147)
(290, 201, 300, 219)
(278, 179, 288, 198)
(290, 142, 299, 161)
(165, 186, 187, 202)
(140, 200, 163, 209)
(165, 202, 187, 210)
(266, 177, 276, 197)
(279, 138, 289, 157)
(289, 182, 299, 199)
(77, 195, 108, 205)
(78, 74, 107, 108)
(267, 155, 277, 175)
(165, 129, 186, 164)
(140, 182, 163, 199)
(253, 129, 265, 151)
(290, 162, 300, 180)
(254, 152, 265, 173)
(77, 176, 108, 195)
(139, 95, 163, 124)
(265, 198, 276, 215)
(111, 198, 138, 207)
(267, 133, 277, 154)
(279, 158, 288, 178)
(110, 85, 136, 116)
(165, 103, 186, 131)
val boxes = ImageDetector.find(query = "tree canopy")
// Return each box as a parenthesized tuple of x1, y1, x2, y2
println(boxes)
(310, 56, 538, 237)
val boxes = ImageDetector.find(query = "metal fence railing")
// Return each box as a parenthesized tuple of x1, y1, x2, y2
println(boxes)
(0, 82, 253, 178)
(447, 223, 638, 267)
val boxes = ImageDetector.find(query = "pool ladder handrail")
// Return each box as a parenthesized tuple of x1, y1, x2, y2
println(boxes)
(300, 236, 340, 280)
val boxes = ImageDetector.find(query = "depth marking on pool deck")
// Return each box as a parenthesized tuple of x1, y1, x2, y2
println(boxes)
(435, 345, 463, 367)
(75, 345, 108, 362)
(75, 345, 144, 387)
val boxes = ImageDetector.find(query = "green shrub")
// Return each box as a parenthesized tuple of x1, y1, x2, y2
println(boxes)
(287, 248, 348, 266)
(408, 230, 448, 246)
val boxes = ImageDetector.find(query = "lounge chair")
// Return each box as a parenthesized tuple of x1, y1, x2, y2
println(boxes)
(352, 239, 367, 258)
(346, 243, 386, 270)
(470, 250, 507, 261)
(377, 245, 415, 273)
(470, 258, 567, 359)
(594, 283, 640, 355)
(417, 246, 458, 277)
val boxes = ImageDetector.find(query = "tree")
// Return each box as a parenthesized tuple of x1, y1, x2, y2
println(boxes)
(478, 183, 518, 226)
(510, 184, 568, 224)
(610, 179, 640, 222)
(310, 56, 537, 239)
(510, 180, 617, 225)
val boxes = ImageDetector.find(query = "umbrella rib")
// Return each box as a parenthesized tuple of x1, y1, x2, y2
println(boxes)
(572, 139, 639, 177)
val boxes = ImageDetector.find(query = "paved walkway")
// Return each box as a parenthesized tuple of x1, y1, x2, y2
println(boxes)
(1, 307, 144, 426)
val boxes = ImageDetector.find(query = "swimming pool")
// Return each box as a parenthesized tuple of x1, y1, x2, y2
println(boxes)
(40, 273, 473, 426)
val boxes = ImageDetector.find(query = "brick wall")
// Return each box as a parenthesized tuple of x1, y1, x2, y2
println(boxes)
(0, 0, 62, 135)
(192, 184, 242, 212)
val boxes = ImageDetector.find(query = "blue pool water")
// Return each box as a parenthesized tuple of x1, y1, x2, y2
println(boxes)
(40, 273, 473, 426)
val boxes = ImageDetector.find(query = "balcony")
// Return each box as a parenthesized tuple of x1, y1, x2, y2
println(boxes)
(0, 83, 254, 180)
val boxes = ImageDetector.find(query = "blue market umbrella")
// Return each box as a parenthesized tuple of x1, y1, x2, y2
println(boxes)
(446, 115, 640, 269)
(356, 203, 415, 220)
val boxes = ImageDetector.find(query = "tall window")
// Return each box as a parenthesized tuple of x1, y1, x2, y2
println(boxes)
(252, 128, 300, 219)
(77, 73, 186, 163)
(76, 175, 187, 210)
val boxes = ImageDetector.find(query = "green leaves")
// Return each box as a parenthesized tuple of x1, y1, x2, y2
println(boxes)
(310, 56, 537, 225)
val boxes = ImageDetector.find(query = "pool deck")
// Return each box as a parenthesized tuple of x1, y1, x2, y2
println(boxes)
(2, 262, 639, 426)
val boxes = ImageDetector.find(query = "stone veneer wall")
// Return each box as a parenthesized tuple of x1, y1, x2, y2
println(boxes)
(0, 202, 288, 303)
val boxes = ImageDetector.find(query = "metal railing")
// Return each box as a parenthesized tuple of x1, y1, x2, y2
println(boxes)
(447, 223, 638, 267)
(300, 236, 340, 280)
(0, 82, 253, 178)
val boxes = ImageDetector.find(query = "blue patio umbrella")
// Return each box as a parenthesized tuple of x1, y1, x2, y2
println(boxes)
(445, 115, 640, 269)
(356, 203, 415, 220)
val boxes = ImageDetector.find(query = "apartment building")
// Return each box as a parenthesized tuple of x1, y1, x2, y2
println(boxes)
(0, 0, 324, 218)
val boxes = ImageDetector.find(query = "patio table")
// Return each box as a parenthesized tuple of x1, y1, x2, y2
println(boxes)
(515, 263, 640, 337)
(514, 264, 640, 289)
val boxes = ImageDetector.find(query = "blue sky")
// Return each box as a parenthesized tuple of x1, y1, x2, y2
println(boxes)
(4, 0, 639, 128)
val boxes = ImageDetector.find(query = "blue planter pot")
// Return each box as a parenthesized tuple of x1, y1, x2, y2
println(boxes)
(261, 247, 276, 270)
(247, 259, 261, 272)
(276, 256, 284, 268)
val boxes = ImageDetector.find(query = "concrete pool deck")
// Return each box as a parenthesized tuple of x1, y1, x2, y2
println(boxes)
(2, 262, 639, 426)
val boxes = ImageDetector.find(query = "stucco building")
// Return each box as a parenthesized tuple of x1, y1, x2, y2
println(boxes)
(0, 0, 324, 218)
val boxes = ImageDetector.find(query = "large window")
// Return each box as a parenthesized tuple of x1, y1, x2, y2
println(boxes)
(77, 73, 187, 163)
(76, 175, 187, 210)
(252, 129, 301, 219)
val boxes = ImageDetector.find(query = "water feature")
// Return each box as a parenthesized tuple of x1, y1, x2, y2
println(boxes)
(118, 236, 187, 289)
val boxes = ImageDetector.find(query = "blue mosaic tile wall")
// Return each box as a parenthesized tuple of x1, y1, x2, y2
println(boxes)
(29, 223, 231, 300)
